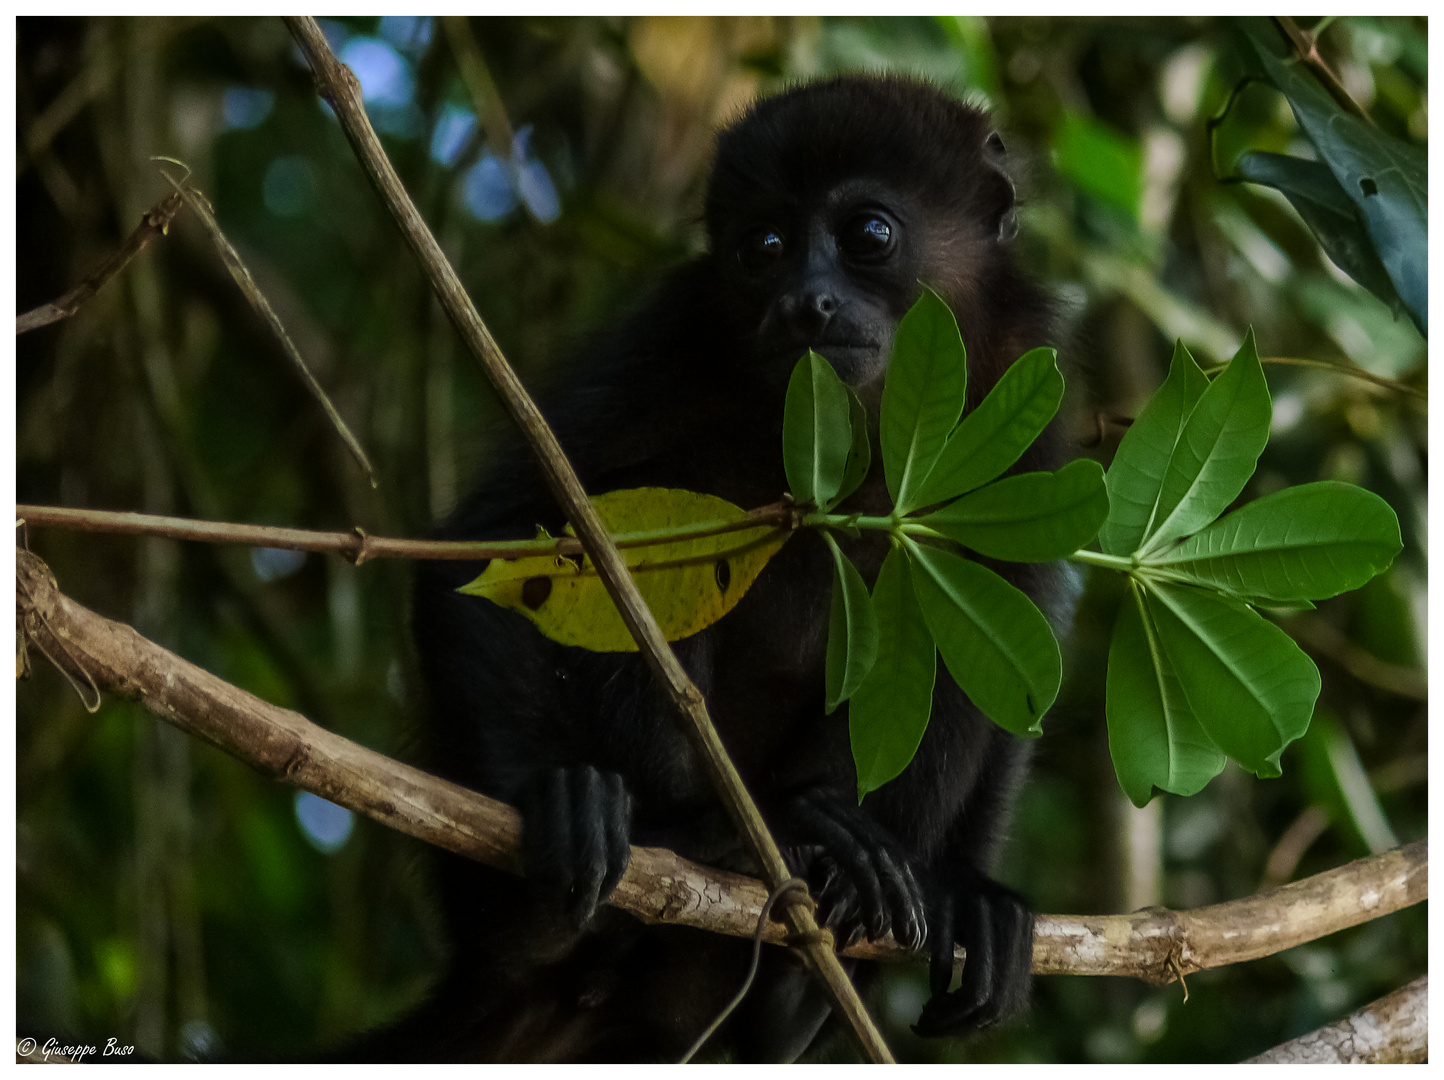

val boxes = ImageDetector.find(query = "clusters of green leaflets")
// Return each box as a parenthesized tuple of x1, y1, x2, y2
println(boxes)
(785, 288, 1109, 801)
(462, 290, 1401, 811)
(1096, 335, 1401, 806)
(1220, 20, 1426, 335)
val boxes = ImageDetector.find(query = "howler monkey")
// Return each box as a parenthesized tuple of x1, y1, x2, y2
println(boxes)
(401, 74, 1065, 1063)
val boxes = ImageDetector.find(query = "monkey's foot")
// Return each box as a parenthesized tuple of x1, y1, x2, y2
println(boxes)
(913, 869, 1033, 1038)
(776, 792, 927, 952)
(518, 765, 633, 930)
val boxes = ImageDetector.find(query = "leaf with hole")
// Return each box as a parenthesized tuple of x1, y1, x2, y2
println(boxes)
(459, 488, 790, 651)
(1241, 24, 1427, 335)
(1233, 150, 1402, 317)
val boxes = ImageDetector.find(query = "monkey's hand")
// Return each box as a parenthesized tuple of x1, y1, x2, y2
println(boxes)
(773, 791, 927, 952)
(913, 867, 1033, 1038)
(518, 765, 633, 931)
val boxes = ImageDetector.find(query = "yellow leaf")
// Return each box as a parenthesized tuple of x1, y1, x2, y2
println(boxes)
(458, 488, 791, 652)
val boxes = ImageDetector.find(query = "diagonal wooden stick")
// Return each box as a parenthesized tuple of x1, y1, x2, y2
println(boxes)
(281, 15, 892, 1062)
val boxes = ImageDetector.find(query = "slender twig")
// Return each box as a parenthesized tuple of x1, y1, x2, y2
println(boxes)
(16, 192, 183, 334)
(281, 16, 891, 1062)
(15, 502, 796, 564)
(442, 17, 514, 158)
(17, 51, 114, 179)
(1283, 616, 1428, 701)
(1246, 975, 1426, 1063)
(16, 548, 1429, 988)
(1273, 16, 1375, 126)
(1201, 355, 1426, 402)
(151, 161, 379, 489)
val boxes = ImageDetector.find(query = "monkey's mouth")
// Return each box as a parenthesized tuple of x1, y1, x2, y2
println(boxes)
(797, 341, 886, 384)
(765, 333, 881, 371)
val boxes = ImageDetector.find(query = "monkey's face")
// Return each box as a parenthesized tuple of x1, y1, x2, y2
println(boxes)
(720, 180, 922, 389)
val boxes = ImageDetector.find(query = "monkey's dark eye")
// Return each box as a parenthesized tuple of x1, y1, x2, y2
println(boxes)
(839, 214, 895, 260)
(740, 228, 785, 270)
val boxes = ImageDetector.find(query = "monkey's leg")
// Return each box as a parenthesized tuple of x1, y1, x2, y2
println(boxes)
(519, 765, 634, 933)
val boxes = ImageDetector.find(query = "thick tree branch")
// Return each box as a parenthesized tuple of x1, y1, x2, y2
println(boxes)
(16, 549, 1428, 985)
(1246, 975, 1427, 1063)
(280, 15, 888, 1060)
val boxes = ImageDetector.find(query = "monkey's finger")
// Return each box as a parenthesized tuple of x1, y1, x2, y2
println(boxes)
(876, 848, 925, 952)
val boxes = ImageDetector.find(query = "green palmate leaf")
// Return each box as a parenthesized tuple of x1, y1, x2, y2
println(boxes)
(1106, 579, 1226, 807)
(905, 540, 1059, 736)
(1141, 330, 1271, 556)
(1244, 26, 1427, 335)
(1148, 481, 1402, 601)
(1098, 341, 1210, 556)
(880, 286, 969, 514)
(783, 350, 854, 509)
(834, 385, 872, 508)
(1234, 151, 1403, 317)
(1144, 579, 1320, 778)
(823, 533, 879, 714)
(849, 545, 936, 801)
(919, 459, 1108, 562)
(459, 488, 789, 651)
(910, 346, 1064, 509)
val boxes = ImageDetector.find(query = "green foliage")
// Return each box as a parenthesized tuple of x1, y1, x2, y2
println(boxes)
(1098, 337, 1401, 805)
(1052, 110, 1143, 221)
(16, 16, 1425, 1063)
(879, 286, 969, 514)
(794, 295, 1398, 807)
(919, 459, 1109, 562)
(910, 345, 1064, 508)
(1225, 22, 1427, 334)
(823, 531, 878, 714)
(783, 350, 856, 510)
(847, 545, 935, 800)
(792, 296, 1090, 797)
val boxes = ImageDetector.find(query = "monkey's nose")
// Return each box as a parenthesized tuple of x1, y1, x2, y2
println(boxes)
(780, 290, 838, 337)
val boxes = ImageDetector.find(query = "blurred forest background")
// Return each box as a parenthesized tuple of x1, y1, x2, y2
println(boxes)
(15, 15, 1427, 1063)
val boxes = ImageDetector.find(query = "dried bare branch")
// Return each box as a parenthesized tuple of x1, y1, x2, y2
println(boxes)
(16, 502, 797, 564)
(16, 549, 1428, 989)
(16, 192, 183, 334)
(1246, 975, 1427, 1063)
(280, 14, 890, 1061)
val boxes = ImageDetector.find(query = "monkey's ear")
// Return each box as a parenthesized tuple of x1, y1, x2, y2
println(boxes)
(983, 130, 1019, 243)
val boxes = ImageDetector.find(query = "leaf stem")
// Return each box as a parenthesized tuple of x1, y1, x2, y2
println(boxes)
(1068, 549, 1135, 572)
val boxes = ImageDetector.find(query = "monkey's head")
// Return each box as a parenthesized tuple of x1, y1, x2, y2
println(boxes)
(705, 75, 1019, 388)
